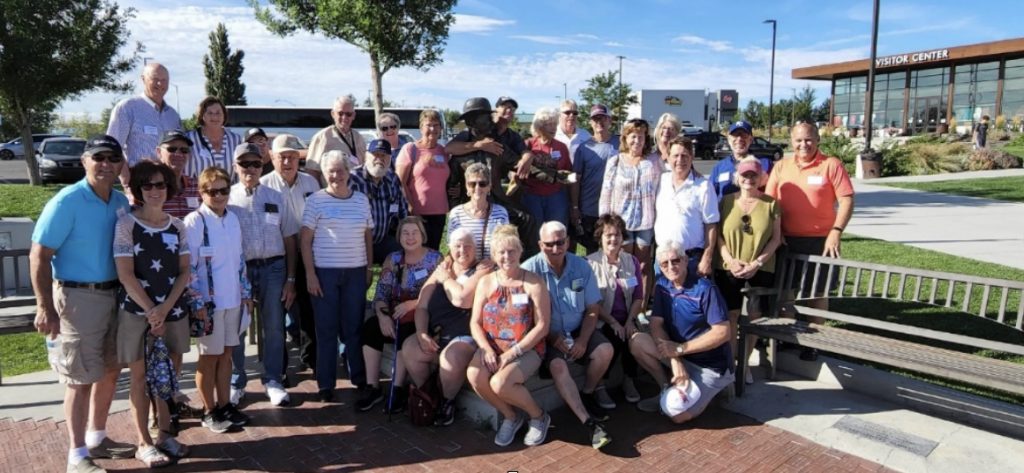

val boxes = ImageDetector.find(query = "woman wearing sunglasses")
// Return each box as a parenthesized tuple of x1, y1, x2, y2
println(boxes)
(713, 157, 782, 384)
(376, 112, 411, 168)
(447, 162, 509, 262)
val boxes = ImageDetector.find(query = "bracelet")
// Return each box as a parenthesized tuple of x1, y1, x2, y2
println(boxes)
(512, 343, 524, 358)
(832, 226, 844, 233)
(286, 277, 296, 282)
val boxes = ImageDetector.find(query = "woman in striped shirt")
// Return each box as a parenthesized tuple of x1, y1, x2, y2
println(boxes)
(447, 162, 509, 262)
(300, 150, 375, 402)
(185, 97, 244, 182)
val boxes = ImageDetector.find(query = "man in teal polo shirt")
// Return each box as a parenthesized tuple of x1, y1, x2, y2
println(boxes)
(31, 135, 136, 472)
(522, 221, 612, 450)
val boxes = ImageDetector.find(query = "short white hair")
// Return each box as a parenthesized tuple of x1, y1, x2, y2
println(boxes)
(539, 220, 567, 238)
(655, 240, 685, 264)
(321, 150, 351, 171)
(448, 227, 475, 246)
(333, 94, 356, 109)
(531, 107, 559, 137)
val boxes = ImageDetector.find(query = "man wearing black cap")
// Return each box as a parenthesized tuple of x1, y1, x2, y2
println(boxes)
(243, 127, 275, 176)
(710, 121, 773, 196)
(31, 135, 137, 472)
(158, 130, 201, 219)
(349, 139, 408, 264)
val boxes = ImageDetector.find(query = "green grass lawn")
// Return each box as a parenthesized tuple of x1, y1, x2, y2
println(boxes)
(882, 176, 1024, 203)
(0, 184, 63, 220)
(1003, 144, 1024, 159)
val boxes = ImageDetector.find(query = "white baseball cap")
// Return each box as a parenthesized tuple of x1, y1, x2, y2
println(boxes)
(660, 380, 701, 417)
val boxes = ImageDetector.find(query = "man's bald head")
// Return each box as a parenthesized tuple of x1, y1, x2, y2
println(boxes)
(142, 63, 170, 105)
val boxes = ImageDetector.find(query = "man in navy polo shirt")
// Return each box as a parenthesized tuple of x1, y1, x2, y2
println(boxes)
(630, 240, 734, 424)
(710, 121, 773, 196)
(31, 135, 136, 472)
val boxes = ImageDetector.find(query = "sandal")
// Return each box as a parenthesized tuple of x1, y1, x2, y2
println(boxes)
(157, 436, 190, 459)
(135, 445, 171, 468)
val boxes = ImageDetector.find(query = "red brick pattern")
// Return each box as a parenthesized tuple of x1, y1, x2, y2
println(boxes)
(0, 374, 890, 473)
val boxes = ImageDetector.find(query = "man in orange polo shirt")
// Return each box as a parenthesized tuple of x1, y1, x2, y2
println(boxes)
(765, 122, 854, 360)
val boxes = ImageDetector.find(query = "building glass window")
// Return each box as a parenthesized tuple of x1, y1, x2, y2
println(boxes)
(953, 61, 999, 126)
(870, 72, 906, 131)
(833, 75, 867, 128)
(1002, 58, 1024, 127)
(908, 67, 949, 133)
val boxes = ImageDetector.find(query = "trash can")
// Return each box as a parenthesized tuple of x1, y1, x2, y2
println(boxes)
(856, 148, 882, 179)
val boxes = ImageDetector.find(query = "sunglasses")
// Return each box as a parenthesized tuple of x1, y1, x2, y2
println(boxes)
(541, 239, 566, 248)
(90, 153, 124, 163)
(659, 257, 683, 268)
(203, 187, 231, 196)
(337, 111, 355, 117)
(739, 172, 759, 179)
(627, 119, 649, 128)
(741, 215, 753, 235)
(467, 180, 490, 188)
(236, 160, 263, 169)
(379, 124, 398, 131)
(561, 110, 579, 116)
(163, 146, 190, 154)
(141, 181, 167, 191)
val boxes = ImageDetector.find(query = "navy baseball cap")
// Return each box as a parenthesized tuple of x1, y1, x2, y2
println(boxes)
(159, 129, 193, 146)
(84, 134, 124, 157)
(368, 139, 392, 154)
(244, 127, 268, 142)
(589, 104, 611, 118)
(234, 143, 263, 161)
(495, 96, 519, 109)
(728, 121, 753, 135)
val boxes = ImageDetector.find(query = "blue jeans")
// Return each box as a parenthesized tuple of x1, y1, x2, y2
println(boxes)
(521, 188, 569, 229)
(232, 258, 287, 388)
(312, 266, 368, 391)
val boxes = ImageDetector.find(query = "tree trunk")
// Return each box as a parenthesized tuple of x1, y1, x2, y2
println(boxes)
(369, 52, 384, 122)
(16, 105, 42, 185)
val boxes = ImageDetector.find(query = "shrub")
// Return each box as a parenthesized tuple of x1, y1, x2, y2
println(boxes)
(878, 142, 912, 177)
(965, 149, 1023, 170)
(898, 142, 969, 175)
(819, 134, 859, 175)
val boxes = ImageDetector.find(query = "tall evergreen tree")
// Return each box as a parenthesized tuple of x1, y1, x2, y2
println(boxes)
(578, 71, 638, 131)
(202, 23, 247, 105)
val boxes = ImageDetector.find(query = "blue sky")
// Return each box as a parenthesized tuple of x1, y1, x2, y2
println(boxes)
(62, 0, 1021, 118)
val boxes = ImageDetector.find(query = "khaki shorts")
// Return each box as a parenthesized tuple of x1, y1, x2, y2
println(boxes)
(54, 285, 119, 385)
(505, 349, 541, 379)
(116, 309, 191, 364)
(197, 307, 241, 356)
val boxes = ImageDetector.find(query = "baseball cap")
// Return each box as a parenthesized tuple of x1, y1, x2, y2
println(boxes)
(589, 104, 611, 118)
(159, 130, 193, 146)
(495, 96, 519, 109)
(234, 143, 263, 161)
(728, 120, 753, 135)
(84, 134, 124, 157)
(244, 127, 268, 142)
(271, 133, 303, 153)
(659, 380, 702, 417)
(367, 139, 392, 155)
(736, 159, 763, 176)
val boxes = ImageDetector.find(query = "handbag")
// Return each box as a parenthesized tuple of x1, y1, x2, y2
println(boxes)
(408, 369, 442, 426)
(189, 213, 216, 338)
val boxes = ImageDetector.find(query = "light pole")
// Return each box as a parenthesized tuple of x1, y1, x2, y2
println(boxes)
(763, 19, 777, 142)
(563, 83, 568, 102)
(143, 56, 154, 65)
(172, 84, 180, 112)
(617, 55, 626, 127)
(863, 0, 880, 151)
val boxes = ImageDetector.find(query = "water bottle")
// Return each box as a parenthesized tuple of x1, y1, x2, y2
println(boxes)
(45, 336, 64, 372)
(563, 331, 574, 350)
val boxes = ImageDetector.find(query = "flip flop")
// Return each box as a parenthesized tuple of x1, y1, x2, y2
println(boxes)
(158, 436, 190, 459)
(135, 445, 171, 468)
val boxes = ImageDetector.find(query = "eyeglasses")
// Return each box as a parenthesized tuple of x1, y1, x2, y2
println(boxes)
(236, 161, 263, 169)
(203, 187, 230, 196)
(741, 215, 753, 235)
(467, 180, 489, 188)
(141, 181, 167, 191)
(379, 124, 397, 131)
(541, 239, 566, 248)
(739, 172, 759, 180)
(163, 146, 190, 154)
(659, 257, 683, 268)
(561, 110, 579, 116)
(337, 111, 355, 118)
(90, 153, 124, 163)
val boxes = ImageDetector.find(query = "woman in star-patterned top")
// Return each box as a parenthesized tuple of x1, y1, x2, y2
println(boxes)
(113, 161, 192, 464)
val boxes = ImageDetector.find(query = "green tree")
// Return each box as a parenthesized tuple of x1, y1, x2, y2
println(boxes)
(791, 85, 816, 124)
(813, 97, 832, 124)
(203, 23, 247, 105)
(362, 96, 396, 108)
(251, 0, 456, 120)
(577, 70, 637, 131)
(1, 112, 56, 142)
(0, 0, 139, 184)
(742, 100, 768, 130)
(54, 111, 109, 139)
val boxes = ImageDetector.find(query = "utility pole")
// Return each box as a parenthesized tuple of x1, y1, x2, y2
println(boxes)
(763, 19, 777, 142)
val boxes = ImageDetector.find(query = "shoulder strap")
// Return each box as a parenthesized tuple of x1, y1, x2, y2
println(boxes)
(479, 202, 492, 255)
(199, 213, 215, 297)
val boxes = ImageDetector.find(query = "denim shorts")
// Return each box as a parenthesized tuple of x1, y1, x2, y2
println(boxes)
(624, 228, 655, 248)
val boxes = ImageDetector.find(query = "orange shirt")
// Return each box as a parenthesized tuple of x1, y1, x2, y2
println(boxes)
(765, 151, 854, 237)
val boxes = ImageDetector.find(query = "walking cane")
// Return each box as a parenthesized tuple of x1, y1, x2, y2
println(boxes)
(386, 312, 400, 422)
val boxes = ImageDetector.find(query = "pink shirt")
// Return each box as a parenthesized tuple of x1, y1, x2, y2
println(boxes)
(397, 142, 450, 216)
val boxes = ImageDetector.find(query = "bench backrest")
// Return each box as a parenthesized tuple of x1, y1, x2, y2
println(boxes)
(0, 249, 33, 306)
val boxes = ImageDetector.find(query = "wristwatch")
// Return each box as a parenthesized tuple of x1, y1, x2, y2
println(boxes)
(675, 343, 685, 355)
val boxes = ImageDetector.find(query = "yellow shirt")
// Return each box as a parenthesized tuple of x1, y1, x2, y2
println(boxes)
(716, 193, 781, 272)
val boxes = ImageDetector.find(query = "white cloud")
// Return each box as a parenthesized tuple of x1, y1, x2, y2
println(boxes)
(574, 34, 599, 40)
(451, 14, 515, 33)
(673, 34, 732, 52)
(604, 41, 624, 47)
(509, 35, 578, 45)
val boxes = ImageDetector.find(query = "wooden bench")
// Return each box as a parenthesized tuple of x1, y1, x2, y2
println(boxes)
(736, 253, 1024, 399)
(0, 249, 37, 384)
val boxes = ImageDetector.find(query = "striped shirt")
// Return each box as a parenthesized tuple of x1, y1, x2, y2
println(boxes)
(302, 190, 374, 268)
(228, 184, 298, 261)
(162, 174, 201, 219)
(185, 128, 244, 181)
(446, 203, 509, 260)
(105, 95, 182, 166)
(599, 153, 664, 231)
(348, 166, 408, 244)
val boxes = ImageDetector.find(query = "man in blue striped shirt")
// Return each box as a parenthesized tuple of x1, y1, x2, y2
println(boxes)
(106, 62, 182, 186)
(348, 139, 408, 265)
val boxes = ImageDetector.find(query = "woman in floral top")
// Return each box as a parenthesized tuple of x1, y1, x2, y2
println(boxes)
(113, 161, 192, 466)
(357, 216, 442, 413)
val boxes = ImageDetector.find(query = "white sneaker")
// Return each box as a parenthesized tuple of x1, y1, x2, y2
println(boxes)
(523, 413, 551, 447)
(494, 412, 525, 447)
(595, 385, 616, 409)
(266, 381, 290, 406)
(229, 387, 245, 406)
(623, 377, 641, 403)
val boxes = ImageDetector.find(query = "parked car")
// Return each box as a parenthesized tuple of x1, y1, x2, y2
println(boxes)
(684, 130, 724, 160)
(37, 137, 87, 184)
(0, 134, 70, 160)
(714, 135, 787, 161)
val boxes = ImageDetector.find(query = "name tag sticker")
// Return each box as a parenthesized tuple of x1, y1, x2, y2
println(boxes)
(161, 233, 178, 246)
(265, 212, 281, 225)
(511, 293, 529, 306)
(389, 204, 399, 213)
(199, 246, 216, 257)
(413, 268, 428, 280)
(456, 274, 470, 285)
(807, 175, 824, 185)
(186, 197, 200, 208)
(624, 276, 638, 288)
(433, 154, 445, 164)
(143, 126, 158, 136)
(551, 150, 561, 158)
(718, 172, 731, 182)
(571, 278, 584, 291)
(116, 207, 127, 218)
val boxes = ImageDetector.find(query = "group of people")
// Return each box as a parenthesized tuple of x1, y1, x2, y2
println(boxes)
(32, 62, 855, 472)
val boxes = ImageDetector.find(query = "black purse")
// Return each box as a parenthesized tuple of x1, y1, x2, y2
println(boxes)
(189, 213, 216, 338)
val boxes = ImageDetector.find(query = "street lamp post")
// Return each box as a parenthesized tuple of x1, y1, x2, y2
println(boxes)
(172, 84, 180, 112)
(563, 83, 568, 102)
(763, 19, 777, 143)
